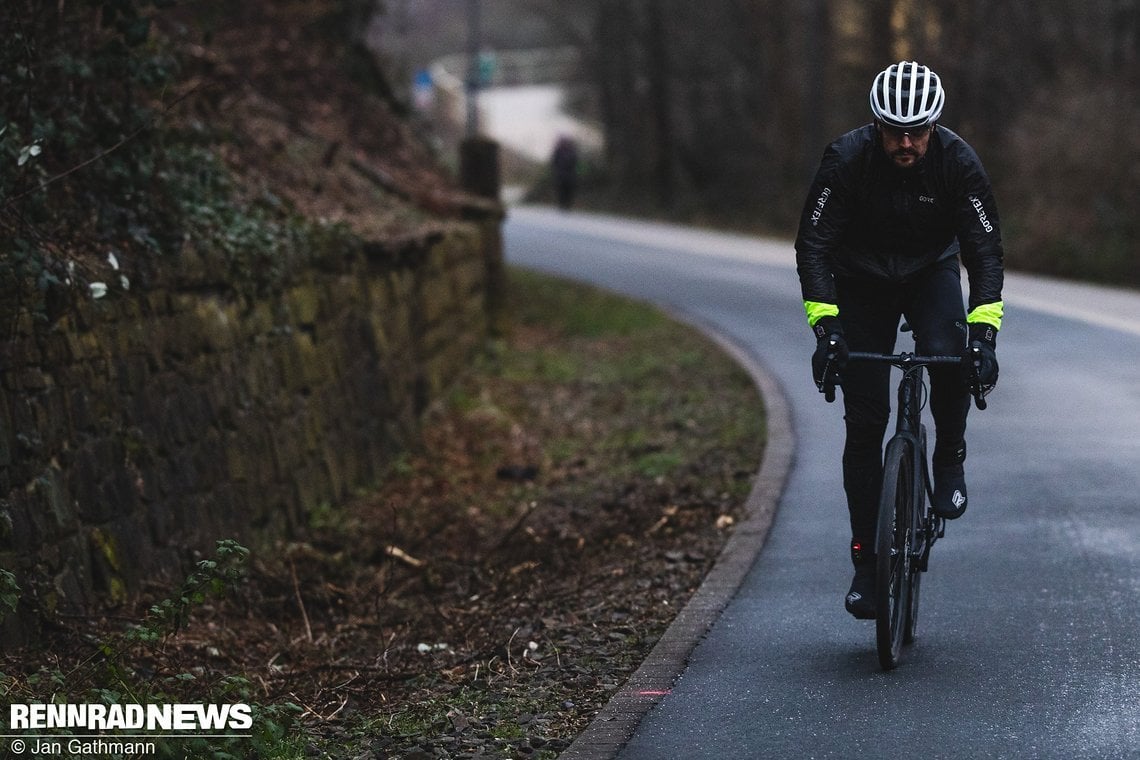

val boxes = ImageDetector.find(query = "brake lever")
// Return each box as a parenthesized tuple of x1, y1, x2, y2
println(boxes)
(970, 351, 988, 410)
(819, 354, 838, 403)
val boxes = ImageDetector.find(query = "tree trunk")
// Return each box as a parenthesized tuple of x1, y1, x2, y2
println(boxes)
(645, 0, 675, 209)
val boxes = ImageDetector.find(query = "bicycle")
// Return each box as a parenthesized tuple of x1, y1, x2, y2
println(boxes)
(821, 328, 990, 670)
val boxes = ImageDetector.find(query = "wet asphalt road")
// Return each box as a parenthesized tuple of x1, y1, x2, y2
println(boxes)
(504, 206, 1140, 759)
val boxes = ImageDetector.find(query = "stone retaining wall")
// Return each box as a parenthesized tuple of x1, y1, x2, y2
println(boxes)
(0, 217, 501, 641)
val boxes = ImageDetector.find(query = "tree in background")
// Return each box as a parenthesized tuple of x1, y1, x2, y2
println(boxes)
(9, 0, 1132, 287)
(555, 0, 1138, 284)
(583, 0, 820, 224)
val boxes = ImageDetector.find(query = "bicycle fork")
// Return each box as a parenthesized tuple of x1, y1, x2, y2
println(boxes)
(894, 368, 943, 573)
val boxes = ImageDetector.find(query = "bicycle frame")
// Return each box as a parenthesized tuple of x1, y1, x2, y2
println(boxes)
(822, 346, 987, 669)
(848, 351, 960, 560)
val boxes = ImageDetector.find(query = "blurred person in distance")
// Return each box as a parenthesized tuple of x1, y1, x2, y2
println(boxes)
(550, 134, 579, 210)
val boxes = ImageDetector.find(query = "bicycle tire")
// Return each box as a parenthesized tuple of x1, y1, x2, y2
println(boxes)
(904, 427, 928, 645)
(876, 437, 913, 670)
(904, 560, 921, 645)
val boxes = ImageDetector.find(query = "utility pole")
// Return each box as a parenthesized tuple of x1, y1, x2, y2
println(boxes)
(459, 0, 500, 202)
(457, 0, 503, 339)
(465, 0, 481, 137)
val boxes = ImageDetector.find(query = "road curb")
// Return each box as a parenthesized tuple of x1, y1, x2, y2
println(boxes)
(559, 312, 795, 759)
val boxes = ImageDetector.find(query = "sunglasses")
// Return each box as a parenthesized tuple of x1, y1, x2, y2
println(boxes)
(878, 123, 933, 140)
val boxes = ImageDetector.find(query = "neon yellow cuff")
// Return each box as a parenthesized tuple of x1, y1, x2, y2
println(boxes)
(804, 301, 839, 328)
(967, 301, 1004, 331)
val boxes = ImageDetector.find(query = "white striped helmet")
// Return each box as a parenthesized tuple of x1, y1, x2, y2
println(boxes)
(869, 61, 945, 129)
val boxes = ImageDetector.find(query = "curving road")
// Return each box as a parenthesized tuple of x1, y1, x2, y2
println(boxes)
(503, 206, 1140, 759)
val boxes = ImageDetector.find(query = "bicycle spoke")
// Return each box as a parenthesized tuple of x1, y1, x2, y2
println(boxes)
(877, 438, 913, 670)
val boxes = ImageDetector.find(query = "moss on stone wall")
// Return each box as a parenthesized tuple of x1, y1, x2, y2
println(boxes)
(0, 217, 502, 642)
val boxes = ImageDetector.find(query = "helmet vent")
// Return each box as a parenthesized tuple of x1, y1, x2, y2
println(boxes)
(870, 61, 945, 129)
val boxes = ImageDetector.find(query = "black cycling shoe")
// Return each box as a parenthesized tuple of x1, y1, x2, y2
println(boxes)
(932, 463, 968, 519)
(845, 564, 877, 619)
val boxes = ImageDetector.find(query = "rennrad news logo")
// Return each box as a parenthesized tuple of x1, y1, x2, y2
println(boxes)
(8, 702, 253, 731)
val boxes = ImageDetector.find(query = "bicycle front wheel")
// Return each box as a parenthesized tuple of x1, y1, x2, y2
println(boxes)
(905, 426, 929, 645)
(876, 437, 914, 670)
(904, 560, 921, 645)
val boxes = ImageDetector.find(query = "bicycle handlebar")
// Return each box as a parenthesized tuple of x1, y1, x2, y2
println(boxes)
(846, 351, 962, 365)
(821, 351, 990, 410)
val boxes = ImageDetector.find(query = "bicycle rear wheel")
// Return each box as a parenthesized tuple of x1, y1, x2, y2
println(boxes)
(876, 437, 914, 670)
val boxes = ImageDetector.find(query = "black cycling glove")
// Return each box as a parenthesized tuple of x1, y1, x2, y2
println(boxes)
(812, 316, 848, 400)
(964, 322, 998, 387)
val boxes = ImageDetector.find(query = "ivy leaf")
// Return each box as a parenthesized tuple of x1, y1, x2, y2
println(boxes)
(17, 143, 42, 166)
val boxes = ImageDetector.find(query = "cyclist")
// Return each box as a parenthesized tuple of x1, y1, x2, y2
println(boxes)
(794, 61, 1003, 619)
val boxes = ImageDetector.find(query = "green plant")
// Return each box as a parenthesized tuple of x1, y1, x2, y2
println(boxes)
(0, 1, 363, 329)
(1, 540, 311, 758)
(129, 539, 250, 643)
(215, 676, 305, 758)
(0, 568, 20, 621)
(1, 2, 182, 289)
(634, 450, 683, 479)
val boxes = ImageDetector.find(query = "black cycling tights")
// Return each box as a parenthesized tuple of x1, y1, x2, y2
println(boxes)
(836, 257, 970, 543)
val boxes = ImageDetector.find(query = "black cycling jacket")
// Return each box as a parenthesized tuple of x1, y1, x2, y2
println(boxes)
(795, 124, 1004, 320)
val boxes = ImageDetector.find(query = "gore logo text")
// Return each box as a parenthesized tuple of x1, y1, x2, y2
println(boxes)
(971, 196, 994, 233)
(810, 187, 832, 226)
